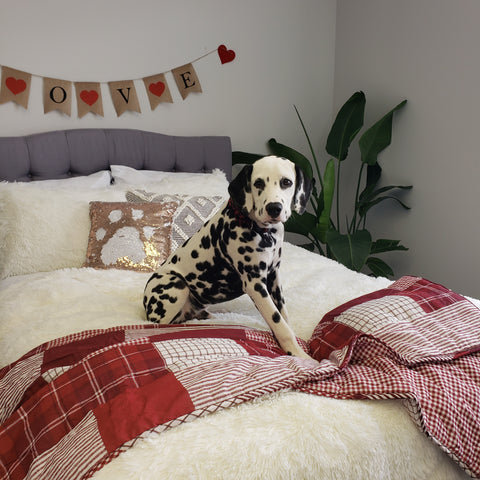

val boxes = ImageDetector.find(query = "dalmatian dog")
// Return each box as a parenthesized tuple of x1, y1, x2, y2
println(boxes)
(144, 155, 313, 359)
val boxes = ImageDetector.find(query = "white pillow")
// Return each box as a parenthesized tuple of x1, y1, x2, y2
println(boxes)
(0, 183, 126, 278)
(110, 165, 170, 184)
(7, 170, 112, 189)
(110, 165, 229, 197)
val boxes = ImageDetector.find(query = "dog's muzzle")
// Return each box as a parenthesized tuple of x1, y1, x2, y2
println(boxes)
(266, 202, 283, 219)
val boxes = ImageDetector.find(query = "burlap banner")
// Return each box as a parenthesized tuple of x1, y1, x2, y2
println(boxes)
(0, 67, 32, 109)
(75, 82, 104, 118)
(0, 44, 236, 117)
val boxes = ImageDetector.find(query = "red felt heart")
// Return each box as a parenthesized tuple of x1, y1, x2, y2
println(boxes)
(218, 44, 236, 64)
(6, 77, 27, 95)
(149, 82, 166, 97)
(80, 90, 99, 106)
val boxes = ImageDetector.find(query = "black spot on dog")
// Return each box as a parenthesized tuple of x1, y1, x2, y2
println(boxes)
(186, 272, 197, 282)
(254, 282, 268, 298)
(272, 312, 281, 323)
(191, 250, 199, 259)
(201, 235, 211, 249)
(196, 261, 211, 271)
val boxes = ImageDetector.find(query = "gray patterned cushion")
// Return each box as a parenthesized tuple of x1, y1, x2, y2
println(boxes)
(126, 191, 225, 251)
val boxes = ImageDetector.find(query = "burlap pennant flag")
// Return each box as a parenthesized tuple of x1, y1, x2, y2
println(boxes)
(43, 77, 72, 116)
(75, 82, 104, 118)
(143, 73, 173, 110)
(172, 63, 202, 100)
(0, 67, 32, 109)
(108, 80, 141, 116)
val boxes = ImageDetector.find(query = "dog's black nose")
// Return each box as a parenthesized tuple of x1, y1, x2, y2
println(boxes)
(266, 202, 283, 218)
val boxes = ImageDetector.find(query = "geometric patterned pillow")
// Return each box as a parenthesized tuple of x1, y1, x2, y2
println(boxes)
(126, 191, 225, 251)
(83, 201, 177, 272)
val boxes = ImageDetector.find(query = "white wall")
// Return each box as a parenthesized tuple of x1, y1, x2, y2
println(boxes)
(335, 0, 480, 297)
(0, 0, 336, 155)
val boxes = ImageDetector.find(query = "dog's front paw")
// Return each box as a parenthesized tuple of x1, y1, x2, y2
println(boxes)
(285, 346, 316, 362)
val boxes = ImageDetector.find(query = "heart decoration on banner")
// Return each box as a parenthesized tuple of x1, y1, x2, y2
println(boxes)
(143, 73, 173, 110)
(80, 90, 99, 106)
(149, 81, 166, 97)
(75, 82, 104, 118)
(6, 77, 27, 95)
(0, 67, 32, 108)
(217, 44, 236, 64)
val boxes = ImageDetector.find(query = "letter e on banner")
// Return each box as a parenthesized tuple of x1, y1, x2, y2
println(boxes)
(172, 63, 202, 100)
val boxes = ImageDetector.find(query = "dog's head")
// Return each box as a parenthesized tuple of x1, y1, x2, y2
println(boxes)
(228, 156, 313, 227)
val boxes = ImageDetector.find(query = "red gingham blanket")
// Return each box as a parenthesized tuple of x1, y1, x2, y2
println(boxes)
(1, 276, 480, 479)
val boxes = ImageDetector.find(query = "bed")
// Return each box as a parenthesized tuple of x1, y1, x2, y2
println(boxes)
(0, 128, 478, 480)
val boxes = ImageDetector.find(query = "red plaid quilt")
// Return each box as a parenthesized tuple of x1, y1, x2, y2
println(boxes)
(1, 276, 480, 479)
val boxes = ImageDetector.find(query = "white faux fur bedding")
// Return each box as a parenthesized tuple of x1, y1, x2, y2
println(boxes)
(0, 243, 469, 480)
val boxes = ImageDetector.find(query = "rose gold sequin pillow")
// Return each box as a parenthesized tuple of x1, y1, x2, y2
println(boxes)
(83, 201, 177, 272)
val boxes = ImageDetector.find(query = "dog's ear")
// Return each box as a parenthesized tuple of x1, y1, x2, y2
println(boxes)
(228, 164, 254, 213)
(293, 165, 313, 214)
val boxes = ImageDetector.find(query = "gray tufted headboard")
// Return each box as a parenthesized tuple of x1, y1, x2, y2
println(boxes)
(0, 129, 232, 182)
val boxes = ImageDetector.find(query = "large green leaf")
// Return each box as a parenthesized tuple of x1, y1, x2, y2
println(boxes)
(314, 159, 335, 242)
(232, 151, 263, 165)
(358, 192, 411, 219)
(359, 100, 407, 165)
(358, 162, 382, 204)
(267, 138, 313, 180)
(285, 211, 317, 236)
(370, 239, 408, 254)
(326, 91, 365, 161)
(360, 183, 412, 205)
(326, 229, 372, 272)
(365, 256, 394, 277)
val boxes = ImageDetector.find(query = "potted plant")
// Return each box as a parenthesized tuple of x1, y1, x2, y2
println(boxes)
(232, 91, 411, 277)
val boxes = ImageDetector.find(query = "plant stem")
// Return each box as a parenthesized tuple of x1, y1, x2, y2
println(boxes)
(351, 162, 365, 233)
(309, 234, 325, 255)
(294, 106, 324, 190)
(336, 160, 341, 230)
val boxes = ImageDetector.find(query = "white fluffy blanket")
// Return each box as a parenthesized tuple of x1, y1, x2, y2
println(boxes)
(0, 243, 469, 480)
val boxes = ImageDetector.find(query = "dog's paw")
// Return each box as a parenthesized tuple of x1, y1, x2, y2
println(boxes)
(286, 346, 315, 361)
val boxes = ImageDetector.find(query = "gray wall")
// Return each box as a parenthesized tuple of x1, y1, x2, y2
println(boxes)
(335, 0, 480, 297)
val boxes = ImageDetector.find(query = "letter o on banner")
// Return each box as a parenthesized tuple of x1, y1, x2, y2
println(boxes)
(43, 77, 72, 116)
(49, 86, 67, 104)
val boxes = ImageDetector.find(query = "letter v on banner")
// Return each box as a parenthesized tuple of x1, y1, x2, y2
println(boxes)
(108, 80, 141, 116)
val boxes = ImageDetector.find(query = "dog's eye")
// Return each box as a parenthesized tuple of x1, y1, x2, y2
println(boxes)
(280, 178, 293, 189)
(254, 179, 265, 190)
